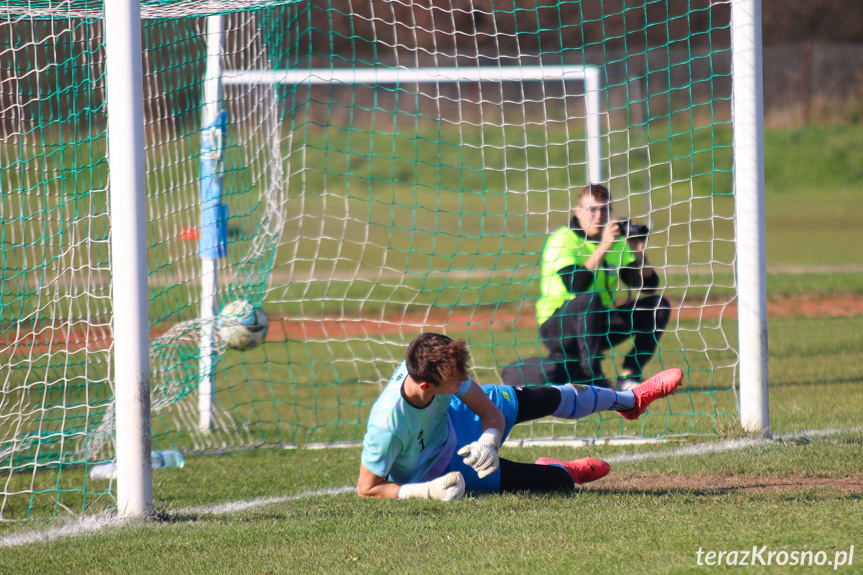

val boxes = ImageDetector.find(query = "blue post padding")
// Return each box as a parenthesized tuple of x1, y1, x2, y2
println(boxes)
(199, 201, 228, 259)
(199, 110, 228, 258)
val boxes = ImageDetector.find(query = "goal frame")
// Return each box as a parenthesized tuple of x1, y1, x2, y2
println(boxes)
(221, 65, 606, 185)
(100, 0, 770, 518)
(199, 62, 608, 435)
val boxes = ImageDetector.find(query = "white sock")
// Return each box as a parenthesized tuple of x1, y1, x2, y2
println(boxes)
(552, 384, 636, 419)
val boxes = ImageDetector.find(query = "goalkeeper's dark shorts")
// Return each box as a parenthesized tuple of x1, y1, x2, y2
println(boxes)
(446, 384, 519, 492)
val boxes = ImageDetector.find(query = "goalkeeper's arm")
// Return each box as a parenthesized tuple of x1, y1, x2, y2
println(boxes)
(357, 464, 465, 501)
(455, 381, 506, 478)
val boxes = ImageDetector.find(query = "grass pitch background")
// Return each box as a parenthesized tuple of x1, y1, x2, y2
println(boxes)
(1, 374, 861, 573)
(0, 124, 861, 572)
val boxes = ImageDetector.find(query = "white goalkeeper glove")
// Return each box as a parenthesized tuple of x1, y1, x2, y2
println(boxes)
(397, 471, 466, 501)
(457, 429, 502, 479)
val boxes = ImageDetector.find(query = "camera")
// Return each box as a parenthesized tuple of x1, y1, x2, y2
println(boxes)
(617, 218, 650, 238)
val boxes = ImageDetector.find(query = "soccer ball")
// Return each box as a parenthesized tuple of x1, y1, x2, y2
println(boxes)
(217, 299, 269, 351)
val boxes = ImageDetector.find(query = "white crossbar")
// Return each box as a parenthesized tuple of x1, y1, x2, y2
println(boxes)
(223, 65, 605, 184)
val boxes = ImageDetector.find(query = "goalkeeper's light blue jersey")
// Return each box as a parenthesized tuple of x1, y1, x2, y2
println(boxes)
(361, 361, 471, 485)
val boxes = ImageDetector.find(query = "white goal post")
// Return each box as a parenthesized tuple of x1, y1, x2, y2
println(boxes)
(103, 0, 153, 518)
(731, 0, 770, 435)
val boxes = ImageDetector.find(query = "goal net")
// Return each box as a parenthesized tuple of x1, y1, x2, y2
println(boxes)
(0, 0, 739, 519)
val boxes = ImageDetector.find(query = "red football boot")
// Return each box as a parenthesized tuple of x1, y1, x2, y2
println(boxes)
(535, 456, 611, 485)
(617, 368, 683, 420)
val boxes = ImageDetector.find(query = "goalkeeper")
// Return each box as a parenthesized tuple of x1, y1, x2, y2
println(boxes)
(500, 183, 671, 390)
(358, 332, 681, 501)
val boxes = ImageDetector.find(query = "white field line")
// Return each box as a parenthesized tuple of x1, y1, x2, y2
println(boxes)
(1, 427, 860, 549)
(604, 437, 761, 464)
(0, 487, 354, 549)
(505, 436, 669, 448)
(0, 513, 123, 548)
(604, 426, 863, 465)
(172, 486, 355, 516)
(285, 436, 667, 450)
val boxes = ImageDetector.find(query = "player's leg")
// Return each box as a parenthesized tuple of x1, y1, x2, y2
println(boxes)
(499, 457, 610, 493)
(513, 382, 636, 422)
(512, 368, 682, 422)
(445, 384, 611, 492)
(447, 380, 679, 492)
(447, 387, 611, 492)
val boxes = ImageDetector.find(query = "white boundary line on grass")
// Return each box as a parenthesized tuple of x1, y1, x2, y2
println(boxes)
(0, 513, 123, 548)
(173, 486, 356, 516)
(282, 436, 669, 450)
(0, 487, 354, 549)
(2, 427, 860, 549)
(603, 427, 863, 464)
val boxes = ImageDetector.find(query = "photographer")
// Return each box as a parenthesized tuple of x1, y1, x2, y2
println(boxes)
(501, 184, 670, 390)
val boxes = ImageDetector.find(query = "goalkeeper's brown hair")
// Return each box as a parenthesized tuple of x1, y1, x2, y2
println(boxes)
(405, 333, 471, 387)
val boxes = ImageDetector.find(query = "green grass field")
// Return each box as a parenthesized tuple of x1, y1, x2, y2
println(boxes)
(0, 121, 861, 572)
(0, 321, 861, 572)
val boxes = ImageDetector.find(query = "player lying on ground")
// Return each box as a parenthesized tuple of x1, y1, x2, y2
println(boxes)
(357, 332, 682, 500)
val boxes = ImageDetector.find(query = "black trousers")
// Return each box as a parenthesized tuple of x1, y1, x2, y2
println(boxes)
(497, 386, 575, 492)
(500, 293, 670, 387)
